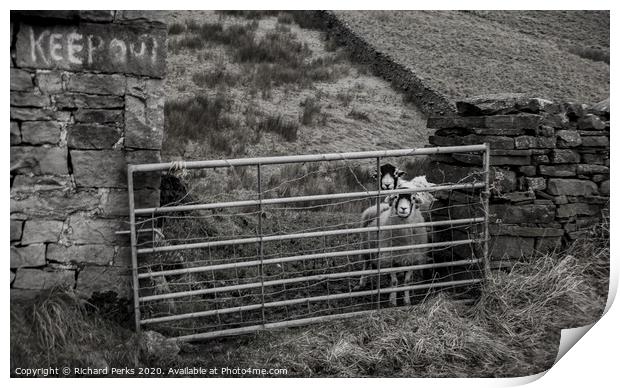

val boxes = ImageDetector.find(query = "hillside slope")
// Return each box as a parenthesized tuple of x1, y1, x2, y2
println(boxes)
(163, 11, 429, 162)
(336, 10, 609, 104)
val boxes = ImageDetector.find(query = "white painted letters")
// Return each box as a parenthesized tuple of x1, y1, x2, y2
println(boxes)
(49, 33, 63, 61)
(87, 35, 104, 65)
(29, 27, 49, 65)
(67, 32, 83, 65)
(109, 38, 127, 64)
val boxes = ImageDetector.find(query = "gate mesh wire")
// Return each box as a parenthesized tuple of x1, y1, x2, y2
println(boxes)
(132, 155, 486, 338)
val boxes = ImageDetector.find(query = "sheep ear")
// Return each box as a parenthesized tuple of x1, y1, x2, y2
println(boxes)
(395, 170, 406, 177)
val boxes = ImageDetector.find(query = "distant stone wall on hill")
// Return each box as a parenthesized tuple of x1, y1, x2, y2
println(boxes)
(10, 11, 167, 299)
(425, 94, 609, 270)
(306, 11, 454, 116)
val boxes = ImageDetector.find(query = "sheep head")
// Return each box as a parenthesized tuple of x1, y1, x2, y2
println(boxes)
(371, 163, 406, 190)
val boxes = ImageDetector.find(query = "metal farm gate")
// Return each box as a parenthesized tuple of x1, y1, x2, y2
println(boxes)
(127, 145, 490, 341)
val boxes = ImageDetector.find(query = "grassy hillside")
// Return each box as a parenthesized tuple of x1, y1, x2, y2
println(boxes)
(336, 10, 609, 104)
(163, 11, 429, 162)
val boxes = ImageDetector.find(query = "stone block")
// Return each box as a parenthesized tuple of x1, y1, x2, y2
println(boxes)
(531, 154, 550, 164)
(547, 179, 598, 197)
(10, 121, 20, 145)
(36, 70, 64, 93)
(557, 203, 601, 218)
(472, 128, 525, 136)
(514, 135, 556, 149)
(74, 109, 123, 124)
(66, 216, 125, 245)
(47, 244, 115, 265)
(21, 220, 64, 245)
(10, 244, 46, 268)
(426, 162, 483, 185)
(427, 116, 485, 129)
(542, 112, 569, 129)
(21, 121, 62, 145)
(524, 177, 546, 191)
(600, 181, 610, 196)
(100, 188, 160, 217)
(12, 268, 75, 289)
(497, 191, 535, 204)
(580, 136, 609, 147)
(556, 130, 582, 147)
(576, 164, 609, 175)
(79, 10, 115, 22)
(53, 93, 124, 109)
(11, 174, 72, 194)
(519, 166, 536, 176)
(11, 68, 33, 91)
(491, 168, 518, 193)
(67, 124, 121, 149)
(10, 146, 68, 175)
(17, 23, 166, 78)
(76, 265, 131, 299)
(115, 10, 167, 25)
(10, 107, 56, 121)
(563, 102, 588, 119)
(492, 155, 531, 165)
(10, 92, 50, 107)
(577, 114, 606, 130)
(581, 153, 606, 165)
(484, 114, 541, 130)
(456, 94, 555, 116)
(11, 190, 100, 219)
(489, 235, 535, 259)
(126, 150, 162, 189)
(550, 149, 580, 164)
(489, 203, 555, 224)
(114, 247, 132, 268)
(10, 220, 24, 242)
(538, 165, 576, 177)
(70, 150, 126, 188)
(66, 73, 126, 96)
(125, 95, 163, 150)
(489, 224, 564, 237)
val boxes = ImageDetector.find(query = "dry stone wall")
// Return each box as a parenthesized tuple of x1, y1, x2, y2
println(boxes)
(10, 11, 166, 299)
(425, 94, 610, 270)
(305, 11, 454, 116)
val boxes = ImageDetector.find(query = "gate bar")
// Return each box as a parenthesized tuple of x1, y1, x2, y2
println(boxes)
(138, 238, 478, 278)
(140, 259, 481, 302)
(141, 278, 482, 325)
(137, 216, 484, 255)
(129, 145, 488, 173)
(135, 182, 485, 215)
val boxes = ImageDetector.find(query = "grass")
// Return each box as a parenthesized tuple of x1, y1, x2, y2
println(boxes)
(168, 22, 186, 35)
(10, 221, 608, 377)
(346, 109, 370, 122)
(164, 93, 243, 155)
(257, 114, 299, 142)
(300, 96, 322, 125)
(191, 67, 238, 88)
(336, 10, 609, 103)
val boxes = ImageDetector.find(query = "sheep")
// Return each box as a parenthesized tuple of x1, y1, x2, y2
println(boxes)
(356, 179, 430, 306)
(360, 163, 407, 228)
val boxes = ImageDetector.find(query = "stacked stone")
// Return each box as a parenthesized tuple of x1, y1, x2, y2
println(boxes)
(425, 94, 609, 270)
(10, 11, 167, 298)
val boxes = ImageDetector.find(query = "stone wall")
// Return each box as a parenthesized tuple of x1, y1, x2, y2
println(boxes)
(425, 94, 610, 270)
(10, 11, 166, 299)
(305, 11, 454, 116)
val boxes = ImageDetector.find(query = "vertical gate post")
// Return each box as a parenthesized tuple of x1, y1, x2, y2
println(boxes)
(482, 143, 491, 279)
(127, 166, 142, 332)
(375, 157, 382, 308)
(257, 163, 266, 325)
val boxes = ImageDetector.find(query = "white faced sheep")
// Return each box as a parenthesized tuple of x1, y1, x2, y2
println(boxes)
(356, 179, 430, 306)
(360, 163, 407, 228)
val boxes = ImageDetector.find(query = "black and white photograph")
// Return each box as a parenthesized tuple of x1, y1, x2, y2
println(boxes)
(8, 4, 614, 381)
